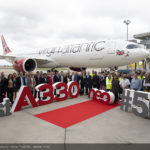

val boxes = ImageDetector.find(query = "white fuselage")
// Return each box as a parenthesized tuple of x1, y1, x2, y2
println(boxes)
(1, 40, 149, 71)
(36, 40, 149, 68)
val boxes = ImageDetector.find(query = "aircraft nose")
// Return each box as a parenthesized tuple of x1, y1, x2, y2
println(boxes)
(141, 49, 150, 58)
(128, 49, 150, 63)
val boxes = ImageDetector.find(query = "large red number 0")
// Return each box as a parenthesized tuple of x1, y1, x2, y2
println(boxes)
(68, 81, 80, 98)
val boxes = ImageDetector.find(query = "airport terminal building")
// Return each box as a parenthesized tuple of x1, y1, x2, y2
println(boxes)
(133, 32, 150, 72)
(121, 32, 150, 72)
(134, 32, 150, 50)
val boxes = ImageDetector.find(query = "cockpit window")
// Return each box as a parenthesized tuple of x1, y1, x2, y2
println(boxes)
(126, 44, 138, 49)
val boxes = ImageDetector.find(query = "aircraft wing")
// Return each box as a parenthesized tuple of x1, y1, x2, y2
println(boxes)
(0, 54, 55, 65)
(0, 55, 16, 63)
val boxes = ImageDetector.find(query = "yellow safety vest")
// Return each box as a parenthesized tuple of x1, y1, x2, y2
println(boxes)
(138, 76, 144, 81)
(118, 77, 122, 82)
(91, 73, 95, 79)
(106, 77, 112, 90)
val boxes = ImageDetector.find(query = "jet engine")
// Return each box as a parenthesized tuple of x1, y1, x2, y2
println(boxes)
(69, 67, 86, 72)
(13, 58, 37, 73)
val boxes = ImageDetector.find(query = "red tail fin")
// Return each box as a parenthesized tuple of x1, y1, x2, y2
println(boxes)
(1, 35, 12, 55)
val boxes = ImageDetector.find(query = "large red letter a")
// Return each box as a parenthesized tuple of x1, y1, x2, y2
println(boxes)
(11, 86, 38, 112)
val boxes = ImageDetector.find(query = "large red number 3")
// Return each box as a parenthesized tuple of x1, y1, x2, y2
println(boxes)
(53, 82, 68, 102)
(36, 84, 54, 105)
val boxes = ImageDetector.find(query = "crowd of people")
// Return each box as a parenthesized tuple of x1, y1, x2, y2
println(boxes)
(0, 70, 150, 104)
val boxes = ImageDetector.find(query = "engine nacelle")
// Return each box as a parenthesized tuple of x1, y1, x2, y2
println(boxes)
(13, 58, 37, 73)
(69, 67, 86, 72)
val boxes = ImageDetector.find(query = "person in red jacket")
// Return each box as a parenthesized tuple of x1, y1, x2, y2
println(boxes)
(47, 71, 53, 85)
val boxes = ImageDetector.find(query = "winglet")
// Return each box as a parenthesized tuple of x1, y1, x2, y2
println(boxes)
(1, 35, 12, 55)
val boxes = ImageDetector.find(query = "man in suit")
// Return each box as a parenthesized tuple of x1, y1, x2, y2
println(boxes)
(16, 72, 25, 91)
(27, 73, 36, 94)
(24, 72, 29, 86)
(0, 76, 4, 103)
(53, 71, 60, 83)
(59, 71, 65, 82)
(41, 73, 49, 84)
(83, 72, 88, 95)
(34, 71, 41, 98)
(79, 71, 87, 95)
(93, 71, 100, 89)
(34, 71, 41, 86)
(0, 72, 7, 99)
(102, 72, 106, 90)
(87, 72, 93, 92)
(70, 72, 80, 83)
(75, 72, 80, 84)
(98, 72, 102, 89)
(79, 72, 84, 95)
(70, 72, 75, 81)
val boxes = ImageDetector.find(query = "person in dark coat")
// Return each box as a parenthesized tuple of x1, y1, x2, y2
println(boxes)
(34, 71, 41, 98)
(23, 72, 29, 86)
(34, 71, 44, 99)
(102, 72, 106, 90)
(13, 73, 17, 99)
(83, 72, 88, 95)
(41, 73, 49, 84)
(93, 72, 100, 89)
(70, 72, 76, 82)
(16, 72, 25, 91)
(65, 72, 71, 83)
(34, 71, 41, 86)
(53, 71, 60, 83)
(63, 74, 68, 83)
(0, 76, 4, 103)
(87, 71, 93, 93)
(1, 72, 7, 99)
(6, 74, 14, 104)
(59, 71, 65, 83)
(80, 71, 88, 95)
(112, 75, 120, 104)
(127, 74, 132, 83)
(79, 72, 84, 95)
(75, 72, 80, 84)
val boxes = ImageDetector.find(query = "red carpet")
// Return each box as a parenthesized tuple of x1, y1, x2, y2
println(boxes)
(35, 100, 119, 128)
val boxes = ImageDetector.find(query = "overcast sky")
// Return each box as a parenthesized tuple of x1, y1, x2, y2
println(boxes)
(0, 0, 150, 65)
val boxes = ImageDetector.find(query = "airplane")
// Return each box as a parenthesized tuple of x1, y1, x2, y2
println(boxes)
(0, 35, 149, 72)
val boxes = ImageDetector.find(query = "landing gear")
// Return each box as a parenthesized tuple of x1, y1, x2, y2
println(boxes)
(69, 67, 86, 72)
(47, 68, 58, 72)
(82, 68, 86, 71)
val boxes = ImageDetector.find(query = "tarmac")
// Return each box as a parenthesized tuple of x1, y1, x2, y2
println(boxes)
(0, 95, 150, 145)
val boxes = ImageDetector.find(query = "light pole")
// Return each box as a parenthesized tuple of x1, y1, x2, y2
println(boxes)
(123, 20, 131, 41)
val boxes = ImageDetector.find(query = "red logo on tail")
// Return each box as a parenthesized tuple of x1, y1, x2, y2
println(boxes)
(1, 35, 12, 55)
